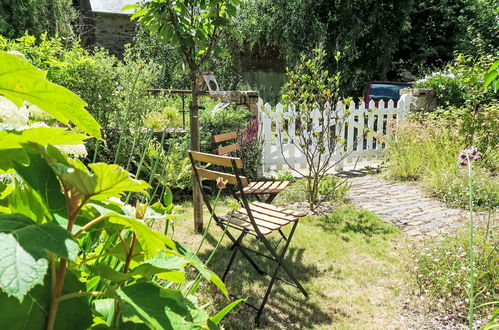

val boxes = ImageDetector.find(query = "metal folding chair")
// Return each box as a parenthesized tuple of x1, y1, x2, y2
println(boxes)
(212, 131, 289, 203)
(188, 150, 309, 324)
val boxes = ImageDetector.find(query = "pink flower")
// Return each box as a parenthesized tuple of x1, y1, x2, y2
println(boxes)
(458, 146, 481, 167)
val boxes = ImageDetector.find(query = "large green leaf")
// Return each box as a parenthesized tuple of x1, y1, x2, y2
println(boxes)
(0, 51, 101, 138)
(87, 163, 151, 200)
(175, 242, 228, 298)
(0, 268, 93, 330)
(94, 298, 116, 326)
(129, 251, 187, 283)
(0, 214, 78, 301)
(13, 149, 67, 220)
(8, 177, 50, 223)
(27, 144, 149, 200)
(87, 263, 133, 283)
(0, 149, 28, 173)
(106, 212, 175, 259)
(117, 282, 211, 330)
(209, 299, 244, 325)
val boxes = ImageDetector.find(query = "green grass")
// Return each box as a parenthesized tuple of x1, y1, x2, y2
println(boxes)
(171, 201, 410, 329)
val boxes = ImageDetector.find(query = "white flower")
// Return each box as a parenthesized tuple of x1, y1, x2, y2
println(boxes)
(0, 96, 29, 129)
(54, 144, 88, 158)
(27, 103, 52, 121)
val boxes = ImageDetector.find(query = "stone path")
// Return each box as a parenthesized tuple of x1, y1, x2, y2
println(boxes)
(345, 174, 466, 238)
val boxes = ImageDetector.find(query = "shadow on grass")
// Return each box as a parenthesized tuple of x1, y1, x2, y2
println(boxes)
(199, 232, 333, 329)
(314, 205, 399, 239)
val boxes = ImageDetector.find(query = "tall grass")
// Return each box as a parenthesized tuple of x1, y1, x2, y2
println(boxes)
(385, 119, 498, 210)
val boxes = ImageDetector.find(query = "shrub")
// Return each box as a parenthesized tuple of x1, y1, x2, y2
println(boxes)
(413, 54, 497, 109)
(274, 176, 350, 206)
(318, 175, 350, 204)
(143, 138, 193, 194)
(0, 0, 75, 38)
(273, 169, 295, 182)
(199, 104, 250, 153)
(279, 45, 352, 211)
(236, 118, 263, 180)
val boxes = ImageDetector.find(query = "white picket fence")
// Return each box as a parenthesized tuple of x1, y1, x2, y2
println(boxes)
(258, 94, 412, 174)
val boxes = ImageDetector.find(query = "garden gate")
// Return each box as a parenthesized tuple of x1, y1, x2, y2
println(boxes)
(258, 94, 412, 174)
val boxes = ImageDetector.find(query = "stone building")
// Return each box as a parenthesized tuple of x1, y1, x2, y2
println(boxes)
(88, 0, 140, 56)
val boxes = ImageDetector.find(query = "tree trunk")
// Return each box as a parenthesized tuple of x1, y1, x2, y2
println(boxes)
(190, 70, 204, 233)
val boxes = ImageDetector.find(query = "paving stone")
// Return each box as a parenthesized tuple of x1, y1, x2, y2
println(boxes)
(347, 175, 469, 239)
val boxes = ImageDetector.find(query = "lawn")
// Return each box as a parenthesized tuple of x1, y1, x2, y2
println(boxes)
(171, 201, 412, 329)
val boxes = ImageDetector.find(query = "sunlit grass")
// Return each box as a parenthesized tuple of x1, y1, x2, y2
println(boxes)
(171, 201, 410, 329)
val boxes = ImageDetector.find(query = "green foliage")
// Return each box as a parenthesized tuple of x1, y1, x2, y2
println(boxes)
(128, 0, 241, 72)
(0, 51, 100, 138)
(0, 214, 78, 300)
(413, 216, 498, 317)
(143, 107, 182, 130)
(0, 0, 75, 38)
(484, 60, 499, 92)
(279, 46, 350, 211)
(143, 139, 193, 192)
(273, 169, 295, 182)
(385, 118, 498, 209)
(0, 51, 240, 329)
(199, 105, 250, 153)
(232, 0, 498, 97)
(317, 175, 350, 204)
(235, 0, 413, 96)
(413, 54, 498, 109)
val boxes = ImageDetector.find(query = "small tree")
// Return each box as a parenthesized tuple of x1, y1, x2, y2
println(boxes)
(279, 46, 355, 211)
(127, 0, 240, 232)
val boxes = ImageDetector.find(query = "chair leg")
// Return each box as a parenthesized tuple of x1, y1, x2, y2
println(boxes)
(224, 229, 264, 276)
(255, 221, 308, 323)
(255, 257, 281, 324)
(264, 193, 278, 203)
(273, 222, 309, 298)
(277, 229, 288, 242)
(222, 231, 245, 281)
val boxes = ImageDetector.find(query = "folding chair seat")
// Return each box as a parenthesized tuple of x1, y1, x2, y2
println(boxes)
(212, 131, 290, 203)
(220, 201, 306, 236)
(188, 150, 309, 324)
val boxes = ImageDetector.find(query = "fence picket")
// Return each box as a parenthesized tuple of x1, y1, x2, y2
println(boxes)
(258, 95, 410, 174)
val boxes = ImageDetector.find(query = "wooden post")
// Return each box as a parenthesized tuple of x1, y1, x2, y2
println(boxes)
(190, 70, 203, 233)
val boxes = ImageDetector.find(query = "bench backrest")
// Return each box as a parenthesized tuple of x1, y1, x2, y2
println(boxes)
(212, 131, 240, 156)
(188, 150, 249, 187)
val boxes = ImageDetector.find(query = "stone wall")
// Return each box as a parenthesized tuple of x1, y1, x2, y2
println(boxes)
(400, 88, 438, 112)
(94, 13, 135, 57)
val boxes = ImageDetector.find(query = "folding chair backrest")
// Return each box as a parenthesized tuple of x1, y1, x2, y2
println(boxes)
(188, 150, 249, 187)
(212, 131, 240, 155)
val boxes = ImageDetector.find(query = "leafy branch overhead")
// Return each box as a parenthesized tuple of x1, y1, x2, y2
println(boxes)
(125, 0, 240, 70)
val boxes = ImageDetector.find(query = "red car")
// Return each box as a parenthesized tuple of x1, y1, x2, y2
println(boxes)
(364, 81, 412, 106)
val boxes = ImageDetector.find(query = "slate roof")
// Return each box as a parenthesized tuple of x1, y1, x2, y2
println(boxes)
(89, 0, 142, 15)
